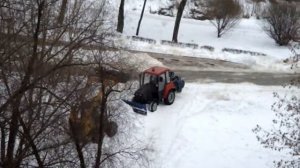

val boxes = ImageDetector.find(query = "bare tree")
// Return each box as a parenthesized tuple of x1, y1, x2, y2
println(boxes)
(0, 0, 106, 167)
(251, 0, 265, 17)
(67, 50, 150, 168)
(117, 0, 125, 33)
(158, 0, 177, 17)
(253, 43, 300, 168)
(172, 0, 187, 42)
(136, 0, 148, 36)
(205, 0, 242, 38)
(263, 2, 300, 46)
(0, 0, 150, 167)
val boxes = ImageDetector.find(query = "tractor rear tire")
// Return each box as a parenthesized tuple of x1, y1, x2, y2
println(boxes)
(165, 91, 175, 105)
(149, 101, 158, 112)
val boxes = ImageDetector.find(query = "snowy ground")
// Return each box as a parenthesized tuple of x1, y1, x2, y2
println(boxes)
(111, 1, 299, 167)
(105, 0, 300, 73)
(130, 83, 291, 168)
(121, 12, 298, 73)
(104, 0, 300, 73)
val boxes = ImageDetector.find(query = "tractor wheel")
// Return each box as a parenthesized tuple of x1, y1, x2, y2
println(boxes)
(165, 91, 175, 105)
(148, 101, 158, 112)
(178, 80, 185, 93)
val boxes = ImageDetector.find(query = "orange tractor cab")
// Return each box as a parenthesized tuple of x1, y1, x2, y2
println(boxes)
(123, 66, 185, 115)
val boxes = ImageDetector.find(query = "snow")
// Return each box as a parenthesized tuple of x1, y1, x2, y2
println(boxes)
(122, 12, 298, 72)
(123, 0, 171, 12)
(104, 1, 300, 73)
(105, 2, 299, 167)
(121, 51, 165, 72)
(131, 83, 291, 168)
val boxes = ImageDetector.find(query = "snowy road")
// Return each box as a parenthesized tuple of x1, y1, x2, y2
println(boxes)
(176, 70, 297, 86)
(128, 50, 298, 86)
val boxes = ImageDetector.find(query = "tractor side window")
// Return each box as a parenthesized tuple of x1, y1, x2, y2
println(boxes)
(158, 74, 165, 92)
(143, 73, 157, 85)
(169, 71, 175, 79)
(166, 72, 171, 83)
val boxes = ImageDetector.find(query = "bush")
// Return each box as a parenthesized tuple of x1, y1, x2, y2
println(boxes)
(253, 43, 300, 168)
(222, 48, 266, 56)
(263, 2, 300, 46)
(251, 0, 266, 17)
(205, 0, 242, 38)
(201, 45, 215, 52)
(131, 36, 156, 44)
(161, 40, 199, 49)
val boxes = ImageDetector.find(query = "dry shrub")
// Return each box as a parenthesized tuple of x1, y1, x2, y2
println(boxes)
(263, 2, 300, 45)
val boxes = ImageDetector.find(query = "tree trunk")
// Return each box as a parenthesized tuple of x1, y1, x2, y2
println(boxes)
(69, 121, 86, 168)
(4, 99, 21, 168)
(117, 0, 125, 33)
(172, 0, 187, 43)
(19, 118, 44, 168)
(4, 2, 45, 167)
(75, 141, 86, 168)
(136, 0, 147, 36)
(217, 24, 221, 38)
(94, 80, 107, 168)
(57, 0, 68, 25)
(0, 124, 5, 163)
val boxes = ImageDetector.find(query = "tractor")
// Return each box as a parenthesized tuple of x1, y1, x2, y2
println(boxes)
(124, 66, 185, 115)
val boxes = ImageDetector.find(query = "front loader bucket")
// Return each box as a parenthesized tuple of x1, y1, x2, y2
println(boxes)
(123, 99, 147, 115)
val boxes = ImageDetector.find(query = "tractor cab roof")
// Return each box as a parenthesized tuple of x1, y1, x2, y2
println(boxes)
(144, 66, 170, 76)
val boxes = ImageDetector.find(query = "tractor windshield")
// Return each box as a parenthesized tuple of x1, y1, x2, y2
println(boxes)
(143, 73, 157, 85)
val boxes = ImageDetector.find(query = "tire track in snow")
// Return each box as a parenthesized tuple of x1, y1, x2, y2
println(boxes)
(155, 84, 213, 167)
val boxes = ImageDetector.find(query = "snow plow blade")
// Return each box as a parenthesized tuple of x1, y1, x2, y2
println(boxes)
(122, 99, 147, 115)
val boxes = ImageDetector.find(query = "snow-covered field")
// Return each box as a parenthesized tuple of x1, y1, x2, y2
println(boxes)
(122, 12, 297, 72)
(132, 83, 291, 168)
(106, 0, 299, 72)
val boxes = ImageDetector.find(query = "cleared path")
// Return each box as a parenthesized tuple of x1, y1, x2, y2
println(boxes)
(131, 50, 299, 86)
